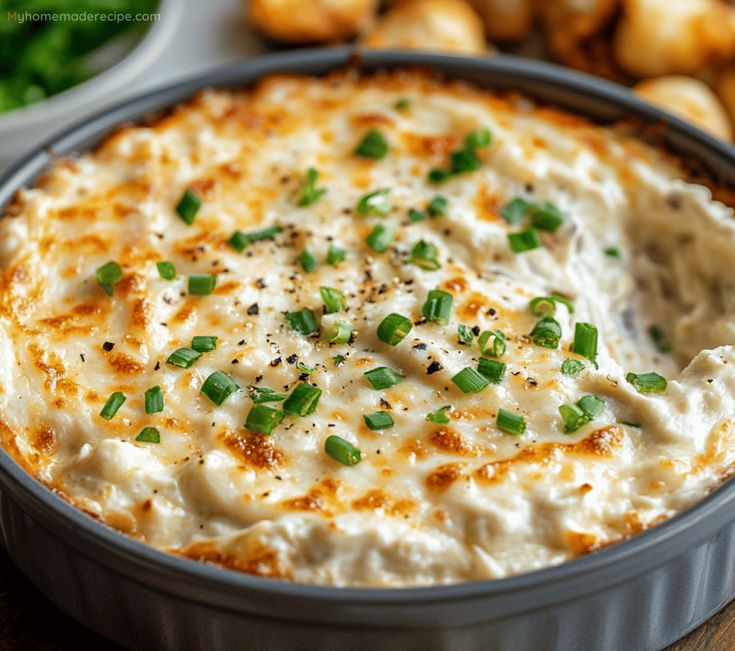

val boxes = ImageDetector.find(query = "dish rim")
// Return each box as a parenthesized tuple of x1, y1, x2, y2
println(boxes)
(2, 45, 735, 621)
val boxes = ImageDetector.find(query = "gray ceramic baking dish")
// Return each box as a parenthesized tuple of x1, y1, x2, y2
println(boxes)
(1, 47, 735, 651)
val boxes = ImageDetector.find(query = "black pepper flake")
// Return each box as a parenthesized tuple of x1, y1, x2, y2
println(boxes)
(154, 361, 161, 371)
(286, 354, 299, 365)
(412, 342, 428, 351)
(527, 378, 538, 386)
(80, 353, 85, 362)
(255, 375, 263, 383)
(232, 359, 239, 364)
(472, 325, 481, 336)
(238, 339, 245, 346)
(270, 357, 282, 367)
(299, 373, 309, 381)
(247, 303, 259, 315)
(487, 308, 497, 316)
(255, 278, 266, 289)
(380, 398, 392, 410)
(102, 342, 114, 352)
(427, 360, 443, 375)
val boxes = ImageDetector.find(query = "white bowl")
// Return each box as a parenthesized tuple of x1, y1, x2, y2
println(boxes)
(0, 0, 178, 166)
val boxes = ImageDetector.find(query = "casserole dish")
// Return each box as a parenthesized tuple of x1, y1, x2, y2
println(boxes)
(1, 46, 735, 650)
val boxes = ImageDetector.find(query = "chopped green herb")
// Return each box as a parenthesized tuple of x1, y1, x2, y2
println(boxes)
(364, 366, 403, 390)
(605, 247, 622, 260)
(245, 404, 284, 435)
(96, 261, 122, 296)
(578, 395, 604, 418)
(229, 225, 283, 252)
(428, 168, 452, 184)
(622, 420, 641, 428)
(649, 325, 672, 353)
(326, 245, 347, 265)
(529, 296, 557, 318)
(156, 261, 176, 281)
(377, 313, 413, 346)
(286, 309, 319, 335)
(464, 128, 492, 150)
(188, 274, 217, 296)
(297, 168, 327, 207)
(457, 324, 474, 346)
(324, 320, 353, 344)
(530, 316, 562, 349)
(166, 347, 202, 369)
(283, 383, 322, 416)
(144, 386, 164, 414)
(319, 286, 346, 314)
(561, 359, 585, 376)
(571, 322, 598, 365)
(421, 289, 453, 324)
(100, 392, 126, 421)
(408, 208, 426, 222)
(426, 405, 452, 424)
(325, 435, 361, 466)
(366, 223, 395, 253)
(136, 427, 161, 444)
(176, 188, 201, 225)
(626, 371, 667, 394)
(508, 228, 541, 253)
(407, 239, 441, 270)
(478, 330, 506, 357)
(357, 188, 391, 216)
(550, 292, 575, 314)
(191, 336, 218, 353)
(299, 250, 318, 272)
(451, 367, 489, 394)
(427, 195, 448, 218)
(201, 371, 240, 406)
(477, 358, 506, 384)
(296, 361, 316, 375)
(529, 202, 565, 233)
(500, 197, 530, 225)
(394, 98, 411, 110)
(354, 129, 389, 159)
(333, 354, 346, 367)
(249, 386, 287, 403)
(496, 408, 525, 435)
(450, 147, 481, 174)
(364, 411, 394, 430)
(559, 394, 605, 434)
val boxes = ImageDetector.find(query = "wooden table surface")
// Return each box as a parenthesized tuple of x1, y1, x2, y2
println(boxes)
(0, 544, 731, 650)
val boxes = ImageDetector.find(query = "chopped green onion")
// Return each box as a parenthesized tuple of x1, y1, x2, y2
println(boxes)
(144, 386, 164, 414)
(326, 245, 346, 265)
(478, 330, 506, 357)
(377, 313, 413, 345)
(296, 361, 316, 375)
(408, 208, 426, 222)
(578, 394, 604, 418)
(191, 336, 218, 353)
(477, 358, 506, 384)
(324, 320, 353, 344)
(530, 316, 562, 348)
(550, 292, 575, 314)
(450, 147, 481, 174)
(245, 404, 284, 435)
(156, 261, 176, 280)
(319, 286, 346, 314)
(96, 261, 122, 296)
(457, 324, 474, 346)
(407, 240, 441, 270)
(135, 427, 160, 444)
(451, 367, 489, 394)
(605, 247, 621, 260)
(188, 274, 217, 296)
(283, 383, 322, 417)
(394, 98, 411, 110)
(529, 296, 557, 317)
(354, 129, 388, 159)
(286, 309, 319, 335)
(100, 392, 126, 421)
(508, 229, 541, 253)
(427, 195, 448, 218)
(464, 128, 492, 150)
(364, 411, 394, 430)
(176, 188, 201, 225)
(561, 359, 585, 376)
(428, 168, 452, 184)
(496, 408, 526, 435)
(626, 372, 667, 394)
(325, 435, 361, 466)
(529, 202, 565, 233)
(366, 223, 394, 253)
(248, 386, 287, 403)
(649, 325, 672, 353)
(426, 405, 451, 424)
(421, 289, 453, 324)
(297, 168, 327, 207)
(357, 188, 391, 216)
(571, 322, 598, 365)
(500, 197, 530, 225)
(559, 394, 605, 434)
(229, 225, 283, 252)
(298, 250, 318, 272)
(622, 420, 641, 428)
(364, 366, 403, 390)
(166, 347, 202, 368)
(201, 371, 240, 406)
(333, 354, 346, 367)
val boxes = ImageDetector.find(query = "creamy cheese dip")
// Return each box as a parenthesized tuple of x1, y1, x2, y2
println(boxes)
(2, 70, 735, 587)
